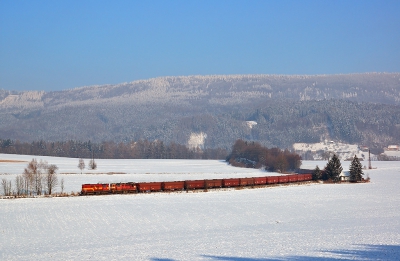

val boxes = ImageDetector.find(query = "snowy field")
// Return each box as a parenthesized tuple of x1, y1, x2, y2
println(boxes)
(1, 154, 399, 260)
(0, 154, 276, 194)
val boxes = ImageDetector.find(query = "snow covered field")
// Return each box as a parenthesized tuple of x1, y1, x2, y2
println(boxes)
(0, 154, 276, 194)
(1, 154, 399, 260)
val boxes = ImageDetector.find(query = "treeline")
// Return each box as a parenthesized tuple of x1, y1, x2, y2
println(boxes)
(2, 158, 63, 197)
(226, 139, 302, 172)
(0, 139, 227, 159)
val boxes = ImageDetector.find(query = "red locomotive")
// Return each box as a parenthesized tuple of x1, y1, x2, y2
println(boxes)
(81, 173, 313, 195)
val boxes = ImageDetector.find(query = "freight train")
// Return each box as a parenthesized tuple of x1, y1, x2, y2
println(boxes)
(81, 174, 312, 195)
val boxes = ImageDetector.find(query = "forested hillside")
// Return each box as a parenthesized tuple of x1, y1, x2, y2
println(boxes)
(0, 139, 227, 159)
(234, 99, 400, 148)
(0, 73, 399, 150)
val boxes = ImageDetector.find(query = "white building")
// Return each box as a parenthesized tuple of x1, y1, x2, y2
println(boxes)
(387, 145, 399, 151)
(339, 171, 350, 181)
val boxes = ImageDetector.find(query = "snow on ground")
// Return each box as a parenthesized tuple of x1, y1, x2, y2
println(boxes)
(1, 155, 400, 260)
(384, 150, 400, 158)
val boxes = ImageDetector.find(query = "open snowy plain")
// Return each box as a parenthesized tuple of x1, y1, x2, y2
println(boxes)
(1, 154, 399, 260)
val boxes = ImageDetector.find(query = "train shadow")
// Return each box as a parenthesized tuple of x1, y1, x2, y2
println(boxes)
(150, 244, 399, 261)
(201, 244, 400, 260)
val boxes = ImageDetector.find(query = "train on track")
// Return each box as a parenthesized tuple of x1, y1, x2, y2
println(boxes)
(81, 173, 313, 195)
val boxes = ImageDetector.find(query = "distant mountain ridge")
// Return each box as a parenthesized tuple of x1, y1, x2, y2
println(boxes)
(1, 73, 399, 149)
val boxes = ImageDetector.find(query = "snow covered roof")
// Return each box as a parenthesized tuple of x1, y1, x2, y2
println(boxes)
(387, 145, 399, 150)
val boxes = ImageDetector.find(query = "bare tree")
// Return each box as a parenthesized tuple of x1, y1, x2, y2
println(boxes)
(2, 178, 7, 196)
(23, 158, 38, 195)
(60, 178, 64, 194)
(78, 158, 85, 174)
(33, 160, 49, 195)
(8, 180, 13, 196)
(45, 164, 58, 195)
(2, 178, 9, 196)
(24, 174, 29, 196)
(15, 175, 25, 196)
(1, 179, 12, 196)
(23, 158, 58, 196)
(88, 159, 97, 170)
(88, 150, 97, 170)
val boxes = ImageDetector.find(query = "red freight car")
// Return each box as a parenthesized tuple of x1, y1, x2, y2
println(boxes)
(239, 177, 254, 186)
(185, 180, 205, 190)
(205, 179, 223, 189)
(110, 182, 137, 193)
(278, 176, 289, 184)
(222, 178, 240, 187)
(297, 174, 305, 182)
(253, 177, 267, 185)
(266, 176, 279, 184)
(304, 174, 312, 181)
(126, 182, 138, 192)
(162, 181, 185, 191)
(287, 174, 298, 183)
(137, 182, 162, 192)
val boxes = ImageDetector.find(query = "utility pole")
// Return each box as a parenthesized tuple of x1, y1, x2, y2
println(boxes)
(368, 149, 372, 169)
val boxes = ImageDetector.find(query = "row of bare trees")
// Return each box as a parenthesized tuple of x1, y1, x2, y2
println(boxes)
(1, 159, 62, 197)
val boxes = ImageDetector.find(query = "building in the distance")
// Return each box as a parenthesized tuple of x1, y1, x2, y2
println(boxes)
(387, 145, 399, 151)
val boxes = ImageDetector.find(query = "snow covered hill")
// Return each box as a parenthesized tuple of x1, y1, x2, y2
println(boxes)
(1, 156, 399, 260)
(1, 73, 400, 149)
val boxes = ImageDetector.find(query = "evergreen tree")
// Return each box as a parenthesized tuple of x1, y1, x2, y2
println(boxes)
(324, 154, 343, 182)
(312, 165, 322, 180)
(349, 155, 363, 182)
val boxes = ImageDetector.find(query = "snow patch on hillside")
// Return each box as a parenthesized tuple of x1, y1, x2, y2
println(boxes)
(187, 132, 207, 149)
(246, 121, 257, 129)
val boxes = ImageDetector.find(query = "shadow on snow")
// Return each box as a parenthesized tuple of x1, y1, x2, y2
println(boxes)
(151, 244, 400, 261)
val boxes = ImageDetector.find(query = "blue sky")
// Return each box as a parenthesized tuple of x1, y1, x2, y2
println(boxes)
(1, 0, 399, 92)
